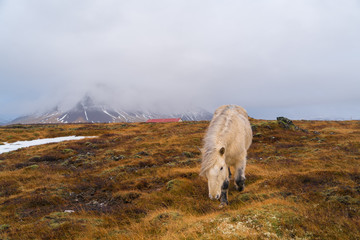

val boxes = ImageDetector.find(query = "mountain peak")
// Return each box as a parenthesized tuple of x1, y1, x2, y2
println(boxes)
(9, 97, 213, 124)
(80, 95, 96, 107)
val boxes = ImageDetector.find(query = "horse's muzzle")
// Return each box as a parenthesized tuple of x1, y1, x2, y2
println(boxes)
(209, 194, 220, 200)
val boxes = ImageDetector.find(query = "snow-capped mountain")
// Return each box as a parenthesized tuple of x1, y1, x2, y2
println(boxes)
(9, 96, 213, 124)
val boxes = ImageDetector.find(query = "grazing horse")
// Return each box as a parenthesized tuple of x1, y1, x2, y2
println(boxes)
(200, 105, 253, 205)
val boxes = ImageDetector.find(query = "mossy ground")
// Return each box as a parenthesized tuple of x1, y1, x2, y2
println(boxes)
(0, 120, 359, 239)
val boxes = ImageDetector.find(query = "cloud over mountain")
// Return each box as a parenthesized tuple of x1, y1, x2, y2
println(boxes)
(1, 0, 360, 120)
(10, 96, 213, 124)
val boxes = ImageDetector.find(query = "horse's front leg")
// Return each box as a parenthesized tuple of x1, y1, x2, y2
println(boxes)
(235, 153, 247, 192)
(220, 178, 229, 206)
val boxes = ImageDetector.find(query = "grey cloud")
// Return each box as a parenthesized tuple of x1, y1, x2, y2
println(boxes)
(0, 0, 360, 119)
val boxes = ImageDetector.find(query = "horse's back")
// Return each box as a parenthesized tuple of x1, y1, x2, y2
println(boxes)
(212, 105, 252, 150)
(213, 105, 248, 120)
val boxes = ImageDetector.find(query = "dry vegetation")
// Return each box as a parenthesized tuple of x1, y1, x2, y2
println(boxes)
(0, 119, 359, 239)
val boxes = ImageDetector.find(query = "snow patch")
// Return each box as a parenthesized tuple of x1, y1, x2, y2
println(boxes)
(103, 110, 116, 119)
(115, 110, 128, 121)
(84, 110, 89, 121)
(58, 114, 68, 122)
(0, 136, 96, 154)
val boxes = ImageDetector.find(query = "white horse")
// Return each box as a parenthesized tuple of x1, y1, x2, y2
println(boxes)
(200, 105, 253, 205)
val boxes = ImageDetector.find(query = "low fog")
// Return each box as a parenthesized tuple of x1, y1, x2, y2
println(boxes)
(1, 0, 360, 120)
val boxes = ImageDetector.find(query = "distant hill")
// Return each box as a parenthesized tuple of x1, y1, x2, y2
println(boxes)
(0, 117, 9, 125)
(9, 96, 213, 124)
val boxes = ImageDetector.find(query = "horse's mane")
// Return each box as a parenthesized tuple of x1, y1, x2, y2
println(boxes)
(200, 105, 248, 176)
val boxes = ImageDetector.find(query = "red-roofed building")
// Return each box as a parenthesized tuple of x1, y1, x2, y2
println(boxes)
(146, 118, 182, 123)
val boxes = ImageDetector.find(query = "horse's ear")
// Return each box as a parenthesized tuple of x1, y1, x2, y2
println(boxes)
(219, 147, 225, 156)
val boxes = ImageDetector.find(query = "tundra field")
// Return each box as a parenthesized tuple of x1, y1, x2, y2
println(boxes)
(0, 119, 359, 239)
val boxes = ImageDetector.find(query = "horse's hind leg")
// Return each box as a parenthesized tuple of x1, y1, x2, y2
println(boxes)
(220, 178, 229, 206)
(235, 169, 245, 191)
(235, 152, 247, 192)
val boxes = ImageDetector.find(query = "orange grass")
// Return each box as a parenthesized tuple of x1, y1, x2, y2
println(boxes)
(0, 120, 359, 239)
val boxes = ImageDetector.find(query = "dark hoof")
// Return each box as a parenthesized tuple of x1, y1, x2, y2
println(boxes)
(235, 177, 245, 192)
(219, 201, 228, 208)
(235, 184, 245, 192)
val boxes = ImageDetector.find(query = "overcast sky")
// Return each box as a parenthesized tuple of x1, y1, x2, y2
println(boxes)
(1, 0, 360, 120)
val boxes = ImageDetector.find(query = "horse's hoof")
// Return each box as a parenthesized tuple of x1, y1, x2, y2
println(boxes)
(236, 184, 245, 192)
(219, 202, 228, 208)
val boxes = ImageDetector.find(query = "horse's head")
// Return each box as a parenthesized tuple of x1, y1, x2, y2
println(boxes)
(201, 147, 228, 200)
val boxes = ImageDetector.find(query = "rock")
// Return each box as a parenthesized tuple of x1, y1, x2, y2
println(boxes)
(276, 117, 295, 129)
(112, 155, 125, 161)
(137, 151, 150, 156)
